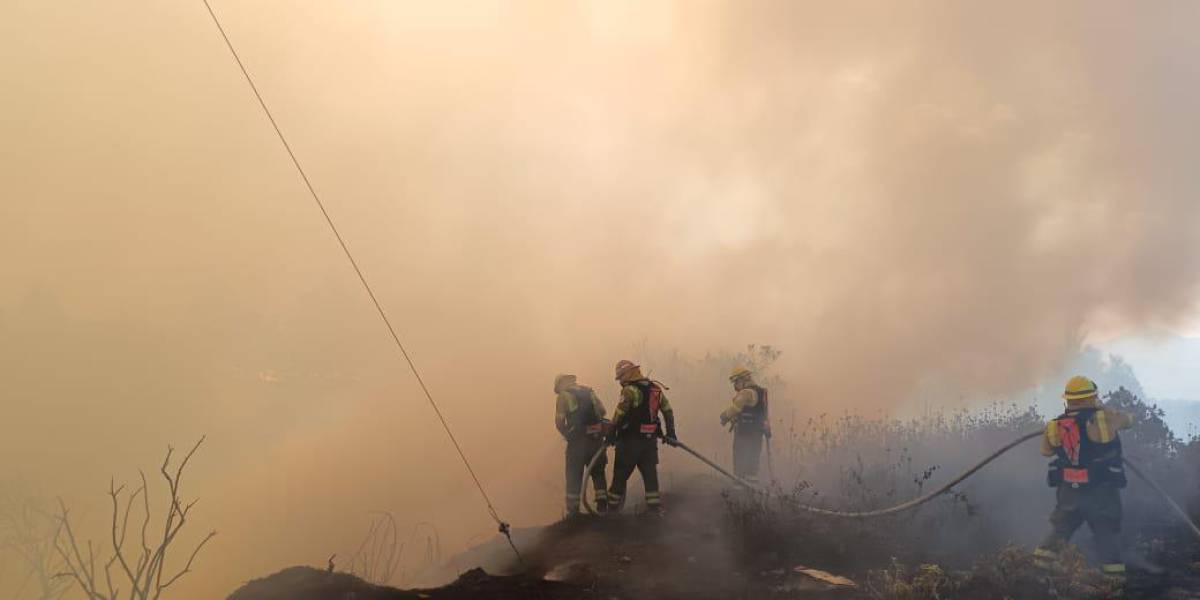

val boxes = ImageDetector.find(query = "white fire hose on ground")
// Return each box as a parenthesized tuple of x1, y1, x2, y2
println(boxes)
(579, 431, 1200, 541)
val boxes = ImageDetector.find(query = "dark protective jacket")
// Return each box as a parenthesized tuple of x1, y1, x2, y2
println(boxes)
(556, 385, 606, 440)
(1046, 408, 1126, 489)
(613, 379, 676, 440)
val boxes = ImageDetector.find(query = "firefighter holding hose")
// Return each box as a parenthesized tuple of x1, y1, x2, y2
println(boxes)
(607, 360, 678, 515)
(720, 366, 771, 483)
(555, 373, 609, 516)
(1034, 375, 1133, 581)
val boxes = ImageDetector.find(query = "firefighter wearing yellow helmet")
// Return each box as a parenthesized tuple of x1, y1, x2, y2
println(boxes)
(1033, 375, 1133, 581)
(719, 366, 771, 482)
(555, 374, 609, 516)
(606, 360, 678, 515)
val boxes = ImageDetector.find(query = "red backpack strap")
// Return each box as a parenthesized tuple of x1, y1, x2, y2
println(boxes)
(647, 385, 661, 417)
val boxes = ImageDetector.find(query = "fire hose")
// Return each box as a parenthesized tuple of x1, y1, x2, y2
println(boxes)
(580, 431, 1200, 541)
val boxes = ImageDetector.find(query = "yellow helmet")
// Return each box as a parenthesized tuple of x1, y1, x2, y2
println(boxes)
(729, 365, 753, 382)
(1062, 375, 1099, 402)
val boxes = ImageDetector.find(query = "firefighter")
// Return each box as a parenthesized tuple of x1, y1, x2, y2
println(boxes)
(719, 366, 771, 483)
(606, 360, 678, 515)
(1033, 375, 1133, 581)
(555, 373, 609, 516)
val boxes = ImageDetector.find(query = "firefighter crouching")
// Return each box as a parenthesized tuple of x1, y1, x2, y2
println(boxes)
(607, 360, 678, 515)
(719, 366, 770, 483)
(1034, 375, 1133, 580)
(555, 374, 609, 516)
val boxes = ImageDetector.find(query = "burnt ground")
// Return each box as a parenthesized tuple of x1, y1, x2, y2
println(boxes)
(226, 566, 585, 600)
(227, 474, 1200, 600)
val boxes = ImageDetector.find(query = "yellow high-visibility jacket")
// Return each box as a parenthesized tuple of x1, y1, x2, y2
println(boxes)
(555, 385, 606, 436)
(1041, 406, 1133, 457)
(721, 388, 759, 422)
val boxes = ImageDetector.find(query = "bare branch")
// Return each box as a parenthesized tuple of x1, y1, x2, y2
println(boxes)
(134, 469, 153, 588)
(146, 437, 208, 598)
(53, 501, 103, 599)
(87, 539, 97, 590)
(172, 437, 206, 495)
(119, 482, 146, 550)
(103, 551, 118, 599)
(108, 479, 140, 591)
(156, 530, 216, 593)
(44, 437, 212, 600)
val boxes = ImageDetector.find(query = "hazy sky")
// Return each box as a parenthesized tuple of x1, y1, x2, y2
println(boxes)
(1101, 333, 1200, 399)
(3, 0, 1200, 596)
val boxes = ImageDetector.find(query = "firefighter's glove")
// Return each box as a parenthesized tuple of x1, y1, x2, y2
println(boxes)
(763, 427, 772, 440)
(663, 435, 680, 448)
(719, 414, 730, 426)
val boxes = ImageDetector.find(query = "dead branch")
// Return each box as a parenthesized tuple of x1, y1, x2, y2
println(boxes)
(52, 502, 102, 599)
(157, 529, 216, 592)
(0, 494, 72, 600)
(53, 437, 215, 600)
(348, 512, 403, 585)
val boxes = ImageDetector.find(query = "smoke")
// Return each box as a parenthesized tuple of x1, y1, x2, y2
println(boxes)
(3, 0, 1200, 596)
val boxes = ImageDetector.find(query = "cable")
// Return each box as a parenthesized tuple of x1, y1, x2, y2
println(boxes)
(198, 0, 523, 565)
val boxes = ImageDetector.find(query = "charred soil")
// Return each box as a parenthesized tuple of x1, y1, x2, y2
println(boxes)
(227, 473, 1200, 600)
(230, 391, 1200, 599)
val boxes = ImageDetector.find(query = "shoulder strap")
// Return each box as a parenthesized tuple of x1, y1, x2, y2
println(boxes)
(1045, 420, 1060, 446)
(645, 382, 661, 417)
(752, 385, 767, 404)
(1095, 409, 1112, 443)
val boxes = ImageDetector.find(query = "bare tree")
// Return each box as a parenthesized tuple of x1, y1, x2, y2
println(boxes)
(53, 437, 217, 600)
(346, 515, 442, 587)
(396, 522, 441, 586)
(0, 495, 71, 599)
(348, 512, 401, 585)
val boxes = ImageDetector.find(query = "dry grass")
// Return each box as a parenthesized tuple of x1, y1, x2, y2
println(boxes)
(718, 388, 1200, 599)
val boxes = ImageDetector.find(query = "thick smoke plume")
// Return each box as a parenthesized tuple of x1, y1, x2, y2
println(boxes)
(2, 0, 1199, 596)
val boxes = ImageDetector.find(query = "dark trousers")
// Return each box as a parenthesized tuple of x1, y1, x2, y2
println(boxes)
(608, 435, 661, 508)
(1039, 485, 1123, 566)
(733, 425, 764, 480)
(565, 437, 607, 513)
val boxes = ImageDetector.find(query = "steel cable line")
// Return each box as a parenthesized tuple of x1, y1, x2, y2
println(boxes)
(198, 0, 523, 565)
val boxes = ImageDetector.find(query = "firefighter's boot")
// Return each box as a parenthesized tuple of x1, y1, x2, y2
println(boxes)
(1032, 547, 1060, 571)
(594, 488, 609, 514)
(1099, 562, 1126, 585)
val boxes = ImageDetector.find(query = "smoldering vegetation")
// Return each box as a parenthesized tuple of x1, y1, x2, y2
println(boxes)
(5, 343, 1200, 600)
(5, 0, 1200, 597)
(717, 392, 1200, 599)
(295, 350, 1200, 600)
(603, 346, 1198, 599)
